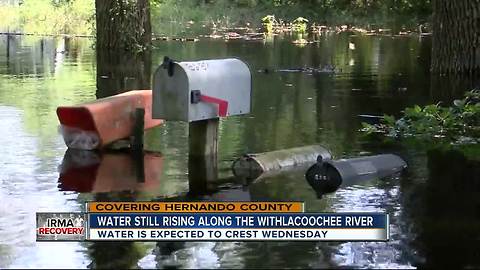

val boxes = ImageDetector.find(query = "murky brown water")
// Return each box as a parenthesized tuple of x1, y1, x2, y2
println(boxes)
(0, 32, 479, 269)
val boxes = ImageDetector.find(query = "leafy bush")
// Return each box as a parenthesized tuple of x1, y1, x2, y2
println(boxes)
(292, 17, 308, 32)
(361, 89, 480, 144)
(0, 4, 20, 31)
(261, 15, 276, 33)
(0, 0, 94, 35)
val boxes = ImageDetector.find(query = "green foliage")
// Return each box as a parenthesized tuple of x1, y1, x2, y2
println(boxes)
(0, 4, 20, 30)
(262, 15, 275, 33)
(292, 16, 307, 32)
(1, 0, 433, 35)
(361, 89, 480, 144)
(150, 0, 432, 34)
(0, 0, 94, 35)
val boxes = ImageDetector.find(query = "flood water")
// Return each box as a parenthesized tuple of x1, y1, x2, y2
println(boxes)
(0, 32, 479, 269)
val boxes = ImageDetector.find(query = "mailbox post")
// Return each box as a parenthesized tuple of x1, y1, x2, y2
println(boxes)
(152, 57, 252, 191)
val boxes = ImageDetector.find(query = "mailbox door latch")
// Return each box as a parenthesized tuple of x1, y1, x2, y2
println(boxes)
(191, 90, 202, 104)
(162, 56, 175, 77)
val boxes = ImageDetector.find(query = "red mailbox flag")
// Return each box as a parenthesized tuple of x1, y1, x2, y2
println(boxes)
(200, 94, 229, 117)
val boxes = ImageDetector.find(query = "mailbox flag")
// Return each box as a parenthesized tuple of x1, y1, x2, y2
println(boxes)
(200, 94, 229, 117)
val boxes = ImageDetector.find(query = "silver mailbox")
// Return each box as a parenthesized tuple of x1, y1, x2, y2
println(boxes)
(152, 57, 252, 122)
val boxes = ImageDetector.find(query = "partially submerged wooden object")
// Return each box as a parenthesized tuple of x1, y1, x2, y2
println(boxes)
(232, 145, 332, 180)
(188, 118, 219, 193)
(56, 90, 163, 150)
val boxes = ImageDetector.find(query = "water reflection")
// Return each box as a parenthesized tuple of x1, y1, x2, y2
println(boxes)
(188, 154, 218, 196)
(96, 48, 151, 98)
(87, 192, 148, 269)
(0, 105, 88, 268)
(412, 147, 480, 268)
(1, 32, 480, 268)
(58, 150, 164, 269)
(330, 180, 411, 268)
(58, 149, 163, 193)
(152, 185, 253, 269)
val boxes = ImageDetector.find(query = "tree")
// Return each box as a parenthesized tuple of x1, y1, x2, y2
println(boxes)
(95, 0, 151, 51)
(94, 0, 152, 98)
(431, 0, 480, 74)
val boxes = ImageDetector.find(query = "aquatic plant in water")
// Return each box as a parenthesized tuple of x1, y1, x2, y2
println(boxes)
(292, 17, 308, 33)
(361, 89, 480, 144)
(261, 15, 276, 33)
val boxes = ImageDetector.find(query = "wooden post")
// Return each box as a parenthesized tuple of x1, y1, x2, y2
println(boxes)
(132, 108, 145, 151)
(132, 108, 145, 183)
(6, 33, 10, 60)
(133, 151, 145, 183)
(188, 118, 219, 157)
(188, 118, 219, 195)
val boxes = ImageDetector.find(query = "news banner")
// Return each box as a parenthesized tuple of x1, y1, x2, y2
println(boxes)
(36, 202, 389, 241)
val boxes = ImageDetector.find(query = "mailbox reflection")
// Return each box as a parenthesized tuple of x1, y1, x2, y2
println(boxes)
(58, 149, 163, 193)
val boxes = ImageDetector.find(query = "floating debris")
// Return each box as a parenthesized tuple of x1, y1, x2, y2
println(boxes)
(276, 65, 337, 74)
(352, 27, 368, 34)
(311, 24, 328, 32)
(378, 28, 392, 34)
(244, 32, 266, 41)
(420, 32, 432, 37)
(153, 36, 198, 42)
(225, 32, 242, 40)
(292, 38, 311, 45)
(153, 36, 169, 41)
(358, 114, 384, 125)
(257, 68, 272, 74)
(209, 34, 223, 39)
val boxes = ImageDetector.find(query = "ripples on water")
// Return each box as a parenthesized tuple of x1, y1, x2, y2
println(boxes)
(331, 183, 412, 269)
(1, 33, 477, 269)
(0, 106, 88, 268)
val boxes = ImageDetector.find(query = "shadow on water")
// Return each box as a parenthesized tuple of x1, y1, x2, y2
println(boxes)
(410, 147, 480, 268)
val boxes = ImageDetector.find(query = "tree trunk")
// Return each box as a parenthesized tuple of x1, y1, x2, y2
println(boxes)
(431, 0, 480, 74)
(95, 0, 152, 98)
(95, 0, 151, 51)
(96, 49, 151, 98)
